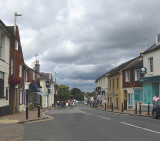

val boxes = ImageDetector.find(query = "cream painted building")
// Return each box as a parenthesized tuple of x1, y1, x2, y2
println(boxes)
(95, 73, 108, 106)
(0, 20, 14, 116)
(40, 73, 54, 108)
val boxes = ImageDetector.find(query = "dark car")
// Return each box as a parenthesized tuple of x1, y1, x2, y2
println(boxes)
(152, 99, 160, 119)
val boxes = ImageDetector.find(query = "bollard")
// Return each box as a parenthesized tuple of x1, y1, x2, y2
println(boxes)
(121, 103, 123, 112)
(148, 103, 150, 115)
(38, 105, 40, 118)
(105, 103, 106, 111)
(139, 103, 141, 115)
(26, 106, 28, 119)
(135, 102, 137, 114)
(112, 103, 113, 111)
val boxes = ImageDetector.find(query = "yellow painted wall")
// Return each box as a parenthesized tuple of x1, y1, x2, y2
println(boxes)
(108, 72, 124, 109)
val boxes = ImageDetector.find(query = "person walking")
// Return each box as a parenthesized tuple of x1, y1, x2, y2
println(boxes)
(153, 93, 159, 104)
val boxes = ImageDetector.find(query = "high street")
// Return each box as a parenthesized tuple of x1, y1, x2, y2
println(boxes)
(22, 104, 160, 141)
(1, 104, 160, 141)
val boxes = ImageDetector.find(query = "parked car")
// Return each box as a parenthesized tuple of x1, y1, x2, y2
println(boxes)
(152, 99, 160, 119)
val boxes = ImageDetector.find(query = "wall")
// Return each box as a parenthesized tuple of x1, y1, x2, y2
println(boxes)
(143, 49, 160, 77)
(0, 31, 10, 115)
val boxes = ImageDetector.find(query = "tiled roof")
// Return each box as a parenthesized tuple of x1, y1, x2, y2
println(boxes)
(142, 43, 160, 55)
(0, 20, 14, 37)
(123, 57, 143, 71)
(108, 57, 137, 77)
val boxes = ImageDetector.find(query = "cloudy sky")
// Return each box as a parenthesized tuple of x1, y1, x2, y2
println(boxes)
(1, 0, 160, 92)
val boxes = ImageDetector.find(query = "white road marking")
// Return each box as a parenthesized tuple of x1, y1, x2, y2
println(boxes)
(121, 122, 160, 135)
(95, 115, 111, 120)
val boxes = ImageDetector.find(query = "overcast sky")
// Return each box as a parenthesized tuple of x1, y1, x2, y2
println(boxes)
(1, 0, 160, 92)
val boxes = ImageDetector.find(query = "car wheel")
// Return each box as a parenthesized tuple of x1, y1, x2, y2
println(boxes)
(153, 110, 158, 119)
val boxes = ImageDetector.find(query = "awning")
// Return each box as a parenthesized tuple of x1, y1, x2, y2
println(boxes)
(29, 83, 40, 92)
(139, 75, 160, 82)
(36, 92, 48, 96)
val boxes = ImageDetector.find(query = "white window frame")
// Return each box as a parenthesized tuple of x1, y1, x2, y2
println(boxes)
(33, 71, 35, 80)
(134, 69, 140, 81)
(15, 40, 18, 50)
(11, 59, 13, 74)
(149, 57, 153, 73)
(20, 89, 23, 105)
(0, 33, 5, 59)
(125, 70, 130, 82)
(25, 70, 28, 82)
(19, 65, 22, 77)
(156, 34, 160, 44)
(0, 71, 4, 79)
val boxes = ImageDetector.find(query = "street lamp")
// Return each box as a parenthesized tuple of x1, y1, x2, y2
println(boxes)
(55, 72, 58, 94)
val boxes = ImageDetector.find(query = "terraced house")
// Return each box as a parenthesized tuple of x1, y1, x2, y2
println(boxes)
(122, 56, 143, 110)
(139, 34, 160, 106)
(95, 73, 108, 106)
(0, 20, 14, 116)
(107, 57, 138, 110)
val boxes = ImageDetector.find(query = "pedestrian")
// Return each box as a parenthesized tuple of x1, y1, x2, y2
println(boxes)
(152, 93, 159, 104)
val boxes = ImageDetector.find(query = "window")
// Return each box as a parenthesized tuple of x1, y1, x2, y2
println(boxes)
(33, 71, 35, 80)
(19, 65, 22, 77)
(11, 59, 13, 74)
(149, 57, 153, 72)
(156, 34, 160, 44)
(0, 33, 5, 59)
(128, 93, 133, 106)
(134, 89, 143, 102)
(135, 69, 140, 81)
(20, 89, 23, 105)
(0, 71, 4, 98)
(25, 70, 28, 81)
(110, 80, 111, 89)
(15, 40, 18, 50)
(117, 78, 119, 88)
(113, 79, 114, 89)
(125, 71, 130, 82)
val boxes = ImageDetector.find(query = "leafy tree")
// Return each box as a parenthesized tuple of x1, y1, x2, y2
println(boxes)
(57, 85, 71, 101)
(70, 88, 84, 100)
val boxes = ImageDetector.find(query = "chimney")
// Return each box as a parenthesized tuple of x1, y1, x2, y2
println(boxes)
(35, 60, 40, 72)
(156, 33, 160, 45)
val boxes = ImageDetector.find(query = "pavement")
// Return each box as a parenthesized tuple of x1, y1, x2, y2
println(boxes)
(0, 107, 54, 124)
(94, 105, 153, 117)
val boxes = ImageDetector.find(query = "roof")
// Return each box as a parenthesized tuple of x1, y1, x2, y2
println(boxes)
(142, 43, 160, 55)
(0, 20, 15, 38)
(24, 63, 40, 74)
(40, 72, 53, 81)
(123, 57, 143, 71)
(6, 26, 15, 34)
(108, 57, 138, 77)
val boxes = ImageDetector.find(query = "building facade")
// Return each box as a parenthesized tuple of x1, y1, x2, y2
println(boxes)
(139, 34, 160, 106)
(122, 57, 143, 110)
(95, 73, 108, 106)
(0, 20, 14, 116)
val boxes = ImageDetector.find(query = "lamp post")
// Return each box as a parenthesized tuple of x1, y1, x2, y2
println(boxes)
(54, 72, 58, 106)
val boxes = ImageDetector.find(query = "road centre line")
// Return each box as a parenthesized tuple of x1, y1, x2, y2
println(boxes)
(95, 115, 111, 120)
(121, 122, 160, 135)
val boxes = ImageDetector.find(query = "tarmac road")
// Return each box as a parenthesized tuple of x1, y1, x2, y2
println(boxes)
(22, 104, 160, 141)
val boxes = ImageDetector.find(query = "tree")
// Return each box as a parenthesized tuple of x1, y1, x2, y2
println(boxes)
(70, 88, 84, 100)
(57, 85, 71, 101)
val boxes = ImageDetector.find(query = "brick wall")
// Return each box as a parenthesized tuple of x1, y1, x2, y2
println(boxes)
(122, 69, 143, 88)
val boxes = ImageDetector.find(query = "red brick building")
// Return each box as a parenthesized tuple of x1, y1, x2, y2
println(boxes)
(122, 56, 143, 110)
(7, 26, 25, 113)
